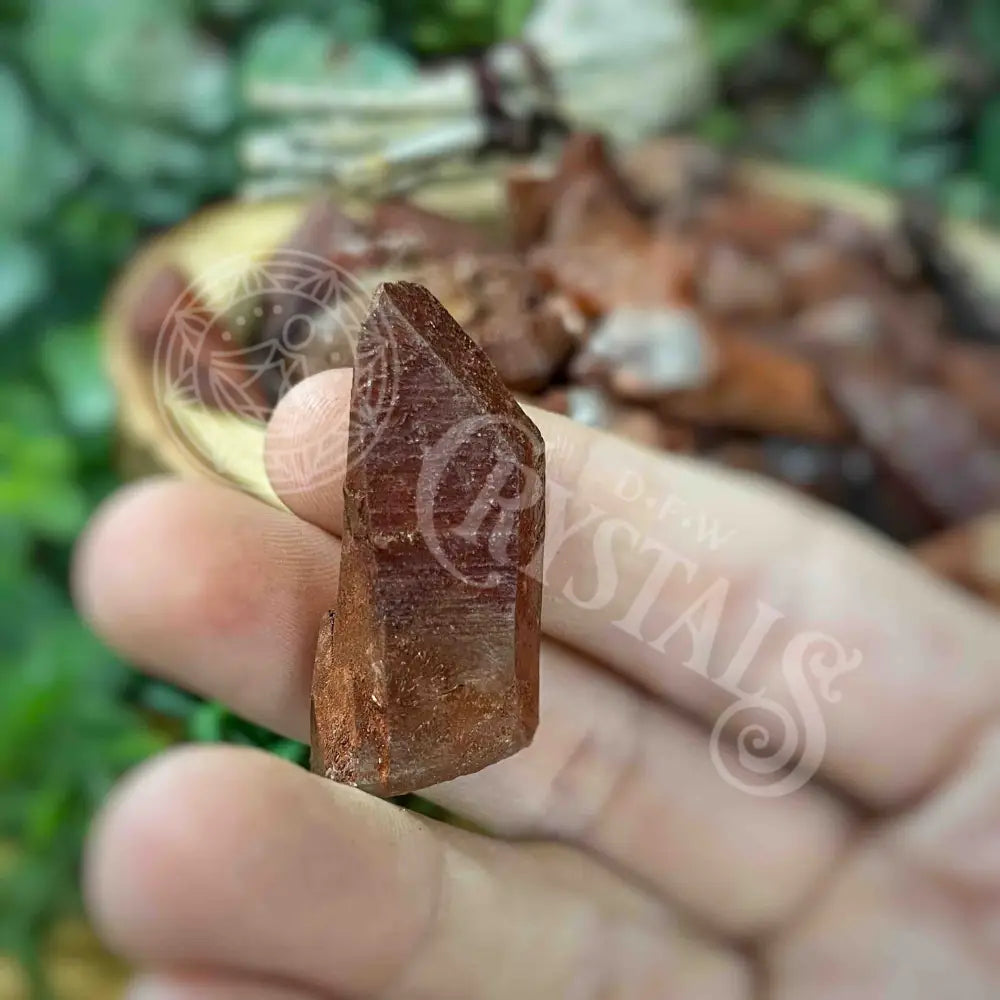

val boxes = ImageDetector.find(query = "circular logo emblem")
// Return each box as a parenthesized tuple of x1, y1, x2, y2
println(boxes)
(152, 248, 399, 493)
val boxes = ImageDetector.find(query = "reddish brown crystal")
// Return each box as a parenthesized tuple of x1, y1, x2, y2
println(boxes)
(826, 367, 1000, 523)
(789, 295, 884, 360)
(504, 132, 641, 260)
(267, 198, 372, 277)
(372, 199, 494, 258)
(696, 243, 785, 321)
(570, 306, 716, 400)
(414, 254, 579, 392)
(523, 133, 694, 316)
(778, 239, 860, 308)
(311, 281, 545, 796)
(530, 235, 693, 316)
(506, 164, 557, 250)
(660, 331, 848, 440)
(620, 136, 729, 209)
(940, 343, 1000, 439)
(700, 189, 819, 257)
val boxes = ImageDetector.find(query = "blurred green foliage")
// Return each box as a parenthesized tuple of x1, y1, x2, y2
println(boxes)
(2, 0, 1000, 992)
(0, 2, 534, 988)
(700, 0, 941, 119)
(695, 0, 1000, 218)
(0, 320, 167, 994)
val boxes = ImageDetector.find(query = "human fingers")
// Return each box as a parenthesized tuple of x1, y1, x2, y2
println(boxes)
(88, 745, 751, 1000)
(125, 971, 326, 1000)
(74, 478, 851, 937)
(267, 370, 1000, 808)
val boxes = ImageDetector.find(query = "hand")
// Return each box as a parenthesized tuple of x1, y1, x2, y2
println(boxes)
(74, 369, 1000, 1000)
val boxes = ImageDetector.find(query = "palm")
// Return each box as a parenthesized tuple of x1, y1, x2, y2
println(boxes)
(75, 369, 1000, 1000)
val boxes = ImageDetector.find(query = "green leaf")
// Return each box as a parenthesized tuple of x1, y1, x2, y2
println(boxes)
(190, 701, 227, 742)
(38, 324, 115, 436)
(830, 37, 873, 82)
(943, 174, 994, 222)
(839, 0, 879, 23)
(0, 0, 29, 25)
(25, 0, 236, 134)
(0, 380, 62, 436)
(269, 739, 309, 764)
(498, 0, 534, 39)
(869, 11, 912, 53)
(702, 4, 795, 68)
(329, 0, 382, 40)
(896, 141, 960, 189)
(976, 96, 1000, 196)
(240, 14, 415, 89)
(804, 5, 846, 44)
(0, 65, 34, 228)
(849, 63, 911, 121)
(0, 384, 89, 540)
(201, 0, 263, 16)
(0, 64, 84, 230)
(0, 239, 47, 329)
(0, 573, 64, 663)
(972, 0, 1000, 65)
(769, 89, 894, 185)
(0, 516, 29, 581)
(135, 680, 202, 720)
(698, 106, 743, 146)
(0, 599, 161, 966)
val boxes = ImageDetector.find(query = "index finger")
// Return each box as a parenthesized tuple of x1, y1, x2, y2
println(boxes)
(266, 369, 1000, 808)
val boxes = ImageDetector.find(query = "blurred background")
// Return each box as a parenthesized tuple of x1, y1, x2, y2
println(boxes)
(2, 0, 1000, 996)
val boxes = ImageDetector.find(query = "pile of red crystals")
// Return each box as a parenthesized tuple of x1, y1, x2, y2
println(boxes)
(131, 133, 1000, 611)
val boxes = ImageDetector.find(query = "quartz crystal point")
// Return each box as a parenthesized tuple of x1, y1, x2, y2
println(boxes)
(311, 281, 545, 796)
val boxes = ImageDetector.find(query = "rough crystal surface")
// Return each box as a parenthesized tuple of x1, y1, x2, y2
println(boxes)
(311, 281, 545, 796)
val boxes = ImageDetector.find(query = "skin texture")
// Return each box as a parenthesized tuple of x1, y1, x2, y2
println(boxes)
(75, 368, 1000, 1000)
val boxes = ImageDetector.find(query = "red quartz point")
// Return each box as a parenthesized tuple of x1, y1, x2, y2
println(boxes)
(311, 281, 545, 796)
